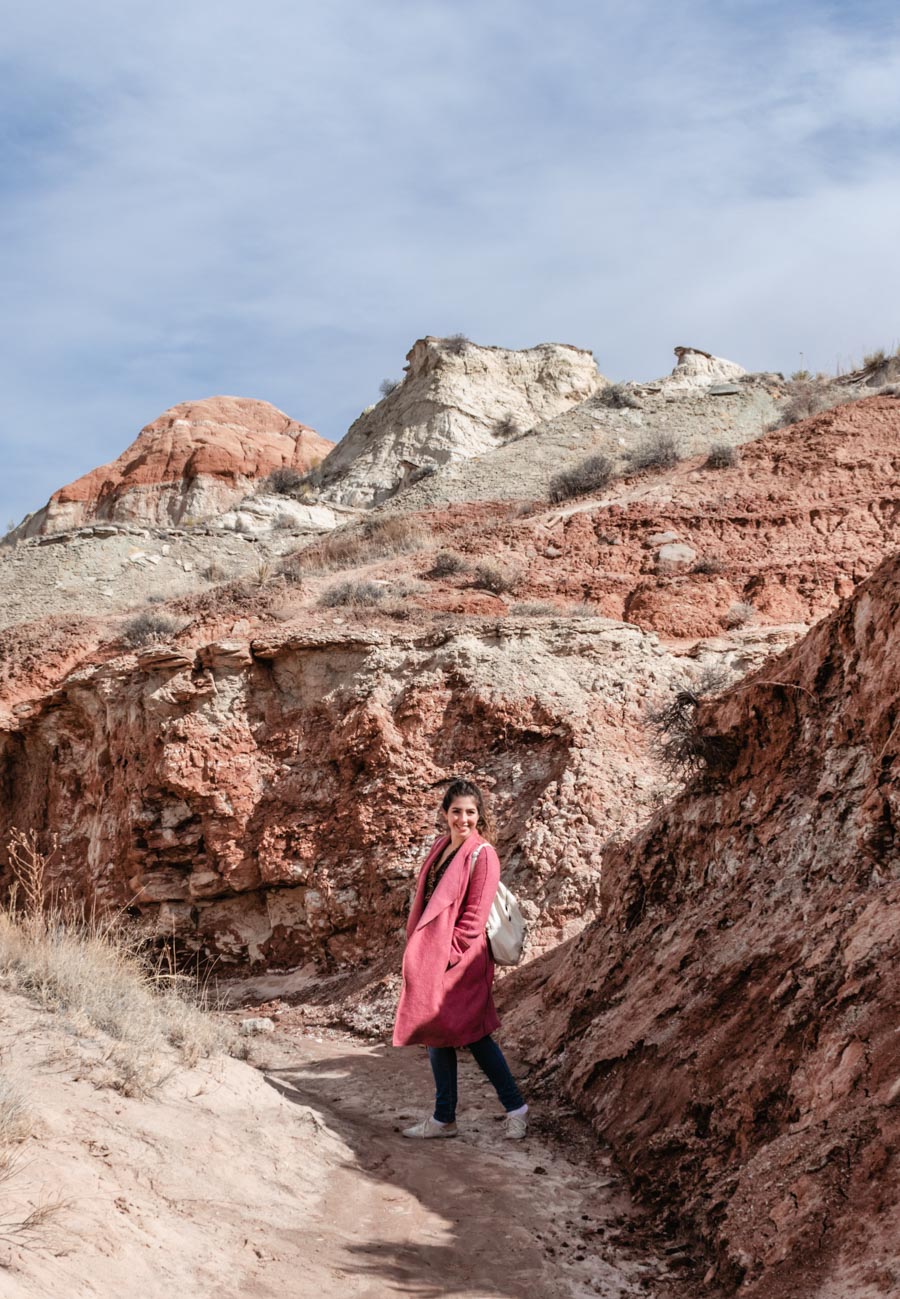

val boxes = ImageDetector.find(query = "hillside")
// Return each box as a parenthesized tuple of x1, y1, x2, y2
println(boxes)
(504, 548, 900, 1297)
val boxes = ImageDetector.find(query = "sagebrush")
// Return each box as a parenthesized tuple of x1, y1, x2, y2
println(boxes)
(548, 454, 614, 503)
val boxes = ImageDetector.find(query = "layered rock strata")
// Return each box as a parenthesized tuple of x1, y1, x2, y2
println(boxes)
(1, 616, 718, 968)
(15, 398, 332, 538)
(506, 551, 900, 1298)
(317, 336, 604, 507)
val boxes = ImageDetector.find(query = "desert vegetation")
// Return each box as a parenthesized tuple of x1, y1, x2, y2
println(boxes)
(283, 514, 431, 580)
(428, 549, 470, 577)
(704, 442, 738, 469)
(548, 453, 614, 503)
(472, 562, 521, 595)
(379, 378, 401, 398)
(646, 669, 738, 783)
(1, 831, 238, 1096)
(595, 382, 641, 409)
(122, 610, 181, 647)
(442, 333, 470, 355)
(318, 579, 385, 608)
(624, 430, 681, 472)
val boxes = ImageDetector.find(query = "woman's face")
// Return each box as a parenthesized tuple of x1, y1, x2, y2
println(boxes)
(443, 797, 479, 841)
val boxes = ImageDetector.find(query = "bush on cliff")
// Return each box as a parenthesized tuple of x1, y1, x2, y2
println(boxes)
(548, 454, 614, 503)
(122, 611, 181, 647)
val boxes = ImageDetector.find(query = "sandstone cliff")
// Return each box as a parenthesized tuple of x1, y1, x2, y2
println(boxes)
(506, 550, 900, 1298)
(316, 336, 604, 506)
(0, 616, 696, 969)
(15, 397, 332, 538)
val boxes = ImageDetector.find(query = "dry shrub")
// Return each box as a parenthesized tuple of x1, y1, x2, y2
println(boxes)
(625, 431, 681, 473)
(264, 466, 306, 496)
(122, 611, 180, 647)
(429, 550, 469, 578)
(379, 378, 401, 398)
(443, 333, 470, 355)
(494, 413, 521, 440)
(548, 454, 614, 504)
(297, 515, 431, 574)
(568, 601, 600, 617)
(596, 383, 641, 409)
(692, 556, 726, 575)
(647, 674, 739, 782)
(473, 562, 521, 595)
(1, 831, 238, 1095)
(705, 443, 738, 469)
(511, 601, 559, 616)
(0, 1076, 31, 1150)
(319, 580, 385, 608)
(777, 380, 832, 427)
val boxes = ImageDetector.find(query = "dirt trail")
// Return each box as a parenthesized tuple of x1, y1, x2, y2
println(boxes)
(256, 1025, 688, 1298)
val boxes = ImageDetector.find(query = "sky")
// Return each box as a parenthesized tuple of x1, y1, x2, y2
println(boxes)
(2, 0, 899, 527)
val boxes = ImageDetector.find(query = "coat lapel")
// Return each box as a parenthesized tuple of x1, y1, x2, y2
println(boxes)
(414, 830, 481, 931)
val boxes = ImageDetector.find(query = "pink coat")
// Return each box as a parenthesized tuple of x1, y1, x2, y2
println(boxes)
(392, 831, 501, 1048)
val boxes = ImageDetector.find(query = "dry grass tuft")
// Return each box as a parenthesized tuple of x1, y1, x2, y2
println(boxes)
(625, 431, 681, 473)
(290, 515, 431, 576)
(472, 562, 521, 596)
(1, 831, 239, 1095)
(319, 580, 385, 608)
(428, 550, 470, 578)
(122, 610, 181, 648)
(705, 443, 738, 470)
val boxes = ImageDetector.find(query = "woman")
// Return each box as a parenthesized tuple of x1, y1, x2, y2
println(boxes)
(392, 778, 528, 1139)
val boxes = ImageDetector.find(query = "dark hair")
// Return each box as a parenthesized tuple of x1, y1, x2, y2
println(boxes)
(441, 778, 492, 839)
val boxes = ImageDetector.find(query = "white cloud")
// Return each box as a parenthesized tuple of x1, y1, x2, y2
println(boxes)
(1, 0, 900, 525)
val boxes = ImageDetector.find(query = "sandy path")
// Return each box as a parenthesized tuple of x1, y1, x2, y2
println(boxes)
(257, 1027, 679, 1298)
(1, 989, 686, 1298)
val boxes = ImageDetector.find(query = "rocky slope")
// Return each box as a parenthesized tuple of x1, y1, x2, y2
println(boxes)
(0, 613, 706, 969)
(505, 549, 900, 1298)
(13, 397, 333, 538)
(316, 336, 604, 506)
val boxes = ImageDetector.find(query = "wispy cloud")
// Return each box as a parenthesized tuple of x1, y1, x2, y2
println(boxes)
(2, 0, 899, 525)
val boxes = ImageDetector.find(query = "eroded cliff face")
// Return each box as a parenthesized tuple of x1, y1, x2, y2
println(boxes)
(0, 616, 702, 969)
(506, 552, 900, 1298)
(15, 397, 332, 538)
(317, 336, 604, 507)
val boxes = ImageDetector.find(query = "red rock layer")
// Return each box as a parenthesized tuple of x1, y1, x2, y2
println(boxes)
(23, 397, 332, 534)
(505, 552, 900, 1298)
(411, 394, 900, 639)
(0, 617, 683, 968)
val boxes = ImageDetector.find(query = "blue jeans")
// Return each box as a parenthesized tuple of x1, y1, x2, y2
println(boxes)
(427, 1035, 525, 1124)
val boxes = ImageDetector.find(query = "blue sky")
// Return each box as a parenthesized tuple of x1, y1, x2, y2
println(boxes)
(2, 0, 899, 526)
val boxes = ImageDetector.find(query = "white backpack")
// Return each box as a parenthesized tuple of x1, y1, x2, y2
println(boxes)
(470, 845, 527, 966)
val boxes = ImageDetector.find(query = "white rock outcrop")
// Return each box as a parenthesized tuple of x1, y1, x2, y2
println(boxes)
(660, 346, 747, 391)
(318, 336, 605, 507)
(218, 494, 337, 536)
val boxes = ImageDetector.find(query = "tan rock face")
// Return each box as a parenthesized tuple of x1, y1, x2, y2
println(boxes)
(17, 397, 333, 537)
(505, 550, 900, 1297)
(0, 617, 717, 969)
(318, 336, 604, 507)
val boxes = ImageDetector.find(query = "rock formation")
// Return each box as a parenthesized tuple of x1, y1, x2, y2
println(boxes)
(506, 549, 900, 1297)
(14, 398, 333, 538)
(0, 614, 730, 969)
(316, 336, 605, 507)
(661, 345, 747, 390)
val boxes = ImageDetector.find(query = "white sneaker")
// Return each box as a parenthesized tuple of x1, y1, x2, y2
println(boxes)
(401, 1117, 459, 1139)
(503, 1112, 528, 1139)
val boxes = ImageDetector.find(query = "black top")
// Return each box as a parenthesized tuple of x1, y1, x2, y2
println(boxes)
(423, 840, 457, 905)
